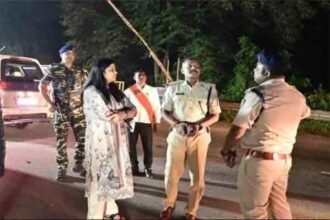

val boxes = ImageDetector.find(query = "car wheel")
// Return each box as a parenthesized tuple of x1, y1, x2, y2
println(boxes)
(15, 123, 29, 129)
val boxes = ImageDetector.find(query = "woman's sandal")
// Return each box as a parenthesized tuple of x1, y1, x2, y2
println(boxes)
(106, 213, 126, 220)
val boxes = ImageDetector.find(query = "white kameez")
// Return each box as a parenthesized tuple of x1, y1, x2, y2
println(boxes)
(83, 86, 134, 201)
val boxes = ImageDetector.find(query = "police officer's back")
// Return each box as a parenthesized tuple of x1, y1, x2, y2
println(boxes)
(221, 50, 311, 219)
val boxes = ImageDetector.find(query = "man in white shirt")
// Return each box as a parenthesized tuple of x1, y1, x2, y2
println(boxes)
(221, 50, 311, 219)
(124, 69, 161, 178)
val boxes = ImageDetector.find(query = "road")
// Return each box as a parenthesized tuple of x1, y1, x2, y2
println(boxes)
(0, 121, 329, 219)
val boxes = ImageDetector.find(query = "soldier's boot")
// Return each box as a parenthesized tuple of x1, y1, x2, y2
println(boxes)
(72, 162, 86, 177)
(72, 162, 84, 173)
(56, 169, 67, 182)
(80, 168, 87, 177)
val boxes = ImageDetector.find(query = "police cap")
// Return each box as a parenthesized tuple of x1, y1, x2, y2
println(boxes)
(257, 50, 283, 69)
(59, 43, 74, 54)
(257, 50, 284, 75)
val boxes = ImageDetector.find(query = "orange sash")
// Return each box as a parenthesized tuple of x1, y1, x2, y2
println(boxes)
(129, 85, 155, 123)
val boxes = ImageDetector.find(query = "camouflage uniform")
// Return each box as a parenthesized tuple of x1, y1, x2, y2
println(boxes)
(40, 63, 87, 171)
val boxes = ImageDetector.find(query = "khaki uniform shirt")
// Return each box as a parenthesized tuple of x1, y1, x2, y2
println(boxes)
(233, 78, 311, 154)
(162, 80, 221, 123)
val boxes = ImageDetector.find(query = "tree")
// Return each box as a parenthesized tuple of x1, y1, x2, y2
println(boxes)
(0, 1, 63, 63)
(61, 1, 149, 82)
(61, 0, 330, 90)
(221, 36, 260, 101)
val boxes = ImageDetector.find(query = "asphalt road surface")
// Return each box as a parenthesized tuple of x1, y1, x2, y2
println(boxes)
(0, 121, 329, 219)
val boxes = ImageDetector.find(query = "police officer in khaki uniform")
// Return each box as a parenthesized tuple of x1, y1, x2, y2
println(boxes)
(39, 44, 88, 181)
(161, 58, 221, 220)
(221, 50, 311, 219)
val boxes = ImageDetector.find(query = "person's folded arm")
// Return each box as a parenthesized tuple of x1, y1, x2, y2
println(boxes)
(83, 88, 112, 121)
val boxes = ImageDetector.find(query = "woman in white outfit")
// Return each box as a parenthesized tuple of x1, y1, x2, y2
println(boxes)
(83, 58, 136, 220)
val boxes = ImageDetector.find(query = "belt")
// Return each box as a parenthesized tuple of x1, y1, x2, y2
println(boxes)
(174, 127, 207, 136)
(245, 149, 291, 160)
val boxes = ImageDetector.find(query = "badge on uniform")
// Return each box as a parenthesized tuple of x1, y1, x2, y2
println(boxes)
(175, 92, 184, 95)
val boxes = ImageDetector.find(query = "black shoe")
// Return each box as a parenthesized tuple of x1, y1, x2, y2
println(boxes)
(144, 168, 153, 178)
(132, 167, 143, 176)
(56, 169, 67, 181)
(72, 163, 84, 173)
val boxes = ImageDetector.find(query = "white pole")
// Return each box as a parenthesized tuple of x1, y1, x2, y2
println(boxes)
(176, 57, 180, 82)
(106, 0, 172, 82)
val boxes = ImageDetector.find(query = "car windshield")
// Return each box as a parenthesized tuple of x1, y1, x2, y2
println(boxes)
(1, 59, 43, 82)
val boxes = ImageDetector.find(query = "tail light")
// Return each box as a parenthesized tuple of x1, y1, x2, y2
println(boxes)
(0, 81, 8, 90)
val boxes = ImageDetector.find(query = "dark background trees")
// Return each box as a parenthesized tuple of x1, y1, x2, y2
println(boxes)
(0, 1, 64, 63)
(60, 0, 330, 93)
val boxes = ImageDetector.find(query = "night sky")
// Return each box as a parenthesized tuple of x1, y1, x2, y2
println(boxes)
(0, 1, 64, 64)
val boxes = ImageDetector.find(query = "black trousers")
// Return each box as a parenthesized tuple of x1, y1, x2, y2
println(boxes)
(129, 122, 153, 169)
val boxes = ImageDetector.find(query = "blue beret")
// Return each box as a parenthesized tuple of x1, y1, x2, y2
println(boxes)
(257, 50, 282, 69)
(58, 43, 74, 54)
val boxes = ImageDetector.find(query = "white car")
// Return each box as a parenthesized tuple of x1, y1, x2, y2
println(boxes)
(0, 55, 50, 128)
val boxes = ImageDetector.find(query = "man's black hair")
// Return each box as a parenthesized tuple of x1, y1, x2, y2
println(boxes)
(257, 49, 284, 76)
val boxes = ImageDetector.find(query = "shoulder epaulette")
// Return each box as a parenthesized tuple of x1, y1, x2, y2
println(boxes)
(201, 82, 214, 87)
(245, 85, 259, 94)
(168, 80, 184, 87)
(246, 86, 264, 102)
(50, 63, 63, 70)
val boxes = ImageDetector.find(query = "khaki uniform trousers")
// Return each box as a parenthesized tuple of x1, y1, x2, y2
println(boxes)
(164, 130, 211, 216)
(237, 155, 292, 219)
(87, 179, 118, 219)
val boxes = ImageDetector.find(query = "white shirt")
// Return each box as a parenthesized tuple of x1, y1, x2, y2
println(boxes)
(124, 84, 161, 124)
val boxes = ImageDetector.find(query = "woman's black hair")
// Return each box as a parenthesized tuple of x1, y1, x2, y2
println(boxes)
(84, 58, 125, 104)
